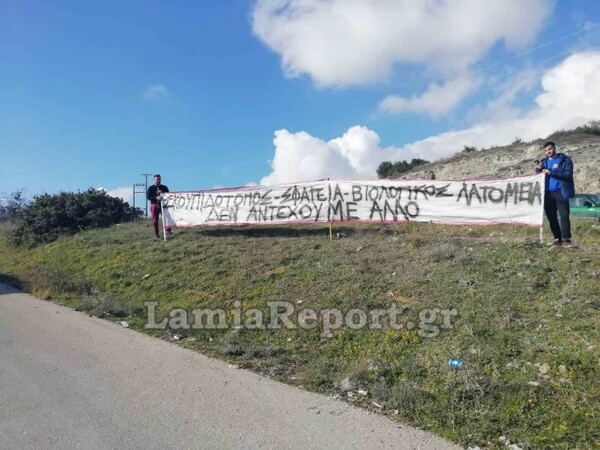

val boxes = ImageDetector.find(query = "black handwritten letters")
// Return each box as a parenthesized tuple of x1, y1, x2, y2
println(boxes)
(162, 176, 544, 226)
(456, 181, 542, 206)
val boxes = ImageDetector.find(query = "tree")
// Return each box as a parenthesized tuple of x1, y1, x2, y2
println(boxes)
(376, 161, 394, 178)
(0, 189, 27, 220)
(11, 188, 142, 247)
(376, 158, 430, 179)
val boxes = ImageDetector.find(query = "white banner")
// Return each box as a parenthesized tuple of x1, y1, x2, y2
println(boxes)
(162, 174, 545, 228)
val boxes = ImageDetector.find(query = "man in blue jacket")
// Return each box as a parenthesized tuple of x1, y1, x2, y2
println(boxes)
(535, 141, 575, 247)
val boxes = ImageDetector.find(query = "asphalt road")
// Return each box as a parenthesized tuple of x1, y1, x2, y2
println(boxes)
(0, 283, 460, 449)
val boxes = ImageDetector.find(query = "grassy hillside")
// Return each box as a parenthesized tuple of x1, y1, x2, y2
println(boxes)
(1, 219, 599, 449)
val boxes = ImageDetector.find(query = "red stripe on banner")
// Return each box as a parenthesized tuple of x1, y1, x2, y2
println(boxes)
(328, 172, 542, 183)
(167, 179, 330, 195)
(167, 219, 541, 229)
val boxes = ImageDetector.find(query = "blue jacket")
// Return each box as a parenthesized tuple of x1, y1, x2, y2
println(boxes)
(535, 153, 575, 199)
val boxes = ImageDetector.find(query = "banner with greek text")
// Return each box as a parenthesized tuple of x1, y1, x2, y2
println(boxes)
(161, 174, 545, 228)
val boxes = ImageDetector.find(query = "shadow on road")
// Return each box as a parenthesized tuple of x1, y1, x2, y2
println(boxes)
(0, 274, 22, 294)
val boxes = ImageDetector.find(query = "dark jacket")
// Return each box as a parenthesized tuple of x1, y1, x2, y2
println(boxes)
(535, 153, 575, 199)
(146, 184, 169, 204)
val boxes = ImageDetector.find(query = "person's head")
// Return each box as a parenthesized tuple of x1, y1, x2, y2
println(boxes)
(154, 174, 162, 185)
(542, 141, 556, 157)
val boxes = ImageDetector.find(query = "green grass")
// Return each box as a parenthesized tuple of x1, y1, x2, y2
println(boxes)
(1, 219, 599, 449)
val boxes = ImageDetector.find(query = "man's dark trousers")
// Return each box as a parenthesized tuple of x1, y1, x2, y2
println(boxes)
(150, 204, 172, 237)
(544, 190, 571, 240)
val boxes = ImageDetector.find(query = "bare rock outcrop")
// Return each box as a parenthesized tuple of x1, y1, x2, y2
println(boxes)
(400, 134, 599, 193)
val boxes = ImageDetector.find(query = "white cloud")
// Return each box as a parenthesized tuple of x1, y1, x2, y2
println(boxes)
(378, 75, 481, 117)
(261, 126, 403, 184)
(104, 186, 135, 206)
(260, 52, 600, 184)
(252, 0, 553, 87)
(143, 84, 169, 99)
(260, 128, 356, 184)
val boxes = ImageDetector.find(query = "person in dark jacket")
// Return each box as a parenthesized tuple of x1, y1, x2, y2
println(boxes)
(535, 141, 575, 247)
(146, 174, 172, 239)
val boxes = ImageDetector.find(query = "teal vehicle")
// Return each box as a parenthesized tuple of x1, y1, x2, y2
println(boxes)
(569, 194, 600, 218)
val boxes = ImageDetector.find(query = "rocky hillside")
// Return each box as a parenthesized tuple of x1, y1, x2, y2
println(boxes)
(400, 131, 599, 193)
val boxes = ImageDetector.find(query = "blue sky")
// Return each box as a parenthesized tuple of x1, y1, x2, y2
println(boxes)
(1, 0, 599, 203)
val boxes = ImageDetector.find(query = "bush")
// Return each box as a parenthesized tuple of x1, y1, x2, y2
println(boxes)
(11, 188, 142, 247)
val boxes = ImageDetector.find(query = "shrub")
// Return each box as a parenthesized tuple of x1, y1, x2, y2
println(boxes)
(547, 120, 600, 139)
(25, 266, 93, 297)
(427, 242, 460, 262)
(11, 188, 142, 247)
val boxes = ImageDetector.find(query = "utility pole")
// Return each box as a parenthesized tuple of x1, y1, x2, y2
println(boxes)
(141, 173, 153, 217)
(132, 183, 146, 221)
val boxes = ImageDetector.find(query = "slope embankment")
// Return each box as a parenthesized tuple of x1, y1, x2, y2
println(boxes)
(1, 220, 599, 448)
